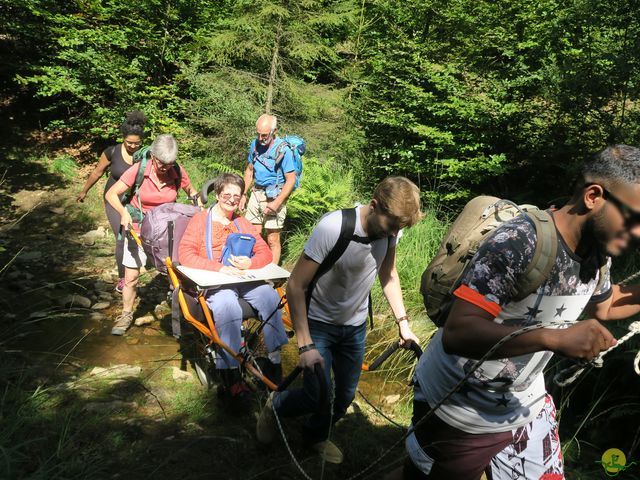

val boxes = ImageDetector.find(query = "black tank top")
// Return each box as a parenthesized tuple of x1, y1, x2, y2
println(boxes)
(103, 143, 134, 195)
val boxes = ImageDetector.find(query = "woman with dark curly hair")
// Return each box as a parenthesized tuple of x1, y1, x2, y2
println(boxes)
(77, 111, 147, 293)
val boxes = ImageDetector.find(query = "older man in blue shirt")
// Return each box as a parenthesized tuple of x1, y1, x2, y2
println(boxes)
(240, 114, 297, 264)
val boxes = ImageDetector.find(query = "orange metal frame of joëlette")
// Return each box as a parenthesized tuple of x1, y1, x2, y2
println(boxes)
(165, 257, 421, 391)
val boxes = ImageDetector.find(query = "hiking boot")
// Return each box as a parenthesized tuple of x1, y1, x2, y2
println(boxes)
(114, 278, 125, 294)
(311, 440, 344, 464)
(111, 312, 134, 336)
(256, 392, 277, 444)
(219, 368, 252, 407)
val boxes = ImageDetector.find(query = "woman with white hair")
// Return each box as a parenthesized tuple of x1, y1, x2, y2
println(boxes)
(105, 133, 199, 335)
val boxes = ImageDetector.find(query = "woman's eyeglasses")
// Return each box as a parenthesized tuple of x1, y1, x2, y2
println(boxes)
(152, 156, 172, 172)
(124, 140, 142, 147)
(219, 193, 242, 202)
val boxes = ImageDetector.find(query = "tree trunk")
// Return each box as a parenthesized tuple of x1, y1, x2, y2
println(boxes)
(265, 19, 281, 114)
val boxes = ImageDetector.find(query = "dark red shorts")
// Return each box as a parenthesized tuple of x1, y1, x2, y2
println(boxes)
(404, 397, 563, 480)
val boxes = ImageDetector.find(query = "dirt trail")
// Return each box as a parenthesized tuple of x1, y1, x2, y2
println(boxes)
(1, 155, 180, 368)
(0, 133, 413, 480)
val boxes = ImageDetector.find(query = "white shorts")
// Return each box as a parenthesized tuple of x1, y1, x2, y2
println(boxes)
(490, 395, 563, 480)
(122, 234, 148, 269)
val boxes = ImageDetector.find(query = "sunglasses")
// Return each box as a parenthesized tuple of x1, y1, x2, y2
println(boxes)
(601, 187, 640, 226)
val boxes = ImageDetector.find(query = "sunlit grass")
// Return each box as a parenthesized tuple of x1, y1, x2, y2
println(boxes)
(49, 154, 78, 180)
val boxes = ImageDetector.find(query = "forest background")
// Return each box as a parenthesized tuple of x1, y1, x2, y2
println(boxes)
(1, 1, 640, 479)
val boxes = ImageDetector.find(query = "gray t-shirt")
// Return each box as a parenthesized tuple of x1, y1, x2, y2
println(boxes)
(414, 215, 612, 434)
(305, 207, 399, 326)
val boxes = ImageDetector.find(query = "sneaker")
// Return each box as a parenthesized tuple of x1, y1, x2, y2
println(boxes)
(311, 440, 343, 464)
(111, 312, 134, 336)
(115, 278, 125, 294)
(256, 392, 277, 444)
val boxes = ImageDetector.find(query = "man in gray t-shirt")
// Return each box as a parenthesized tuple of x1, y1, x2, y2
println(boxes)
(256, 176, 423, 464)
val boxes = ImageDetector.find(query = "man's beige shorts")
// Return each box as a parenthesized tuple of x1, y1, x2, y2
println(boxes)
(245, 189, 287, 230)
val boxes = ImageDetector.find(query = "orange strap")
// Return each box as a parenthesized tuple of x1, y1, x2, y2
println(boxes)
(453, 284, 502, 318)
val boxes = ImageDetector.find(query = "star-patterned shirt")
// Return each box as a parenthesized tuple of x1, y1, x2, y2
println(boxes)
(414, 213, 612, 434)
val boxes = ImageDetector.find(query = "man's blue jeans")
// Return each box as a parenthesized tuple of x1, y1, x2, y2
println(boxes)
(272, 319, 367, 443)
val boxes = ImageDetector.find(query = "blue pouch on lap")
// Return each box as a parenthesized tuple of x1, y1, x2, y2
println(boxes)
(206, 208, 255, 266)
(220, 232, 256, 266)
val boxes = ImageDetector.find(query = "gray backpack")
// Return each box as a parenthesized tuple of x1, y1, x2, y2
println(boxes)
(140, 202, 200, 275)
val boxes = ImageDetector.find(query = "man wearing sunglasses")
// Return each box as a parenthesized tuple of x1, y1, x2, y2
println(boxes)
(240, 114, 297, 265)
(399, 145, 640, 480)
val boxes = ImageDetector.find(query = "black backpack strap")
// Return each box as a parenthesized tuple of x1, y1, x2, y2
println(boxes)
(132, 153, 148, 195)
(306, 207, 377, 329)
(368, 292, 374, 330)
(306, 208, 357, 309)
(168, 220, 175, 262)
(173, 163, 182, 190)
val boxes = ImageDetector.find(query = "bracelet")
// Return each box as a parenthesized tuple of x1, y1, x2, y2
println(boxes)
(298, 343, 317, 354)
(395, 315, 409, 324)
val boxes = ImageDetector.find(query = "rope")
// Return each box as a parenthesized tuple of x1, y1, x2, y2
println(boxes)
(552, 267, 640, 386)
(346, 268, 640, 479)
(271, 394, 315, 480)
(619, 269, 640, 286)
(270, 371, 335, 480)
(344, 321, 577, 480)
(319, 382, 335, 480)
(553, 320, 640, 387)
(271, 268, 640, 479)
(356, 390, 405, 430)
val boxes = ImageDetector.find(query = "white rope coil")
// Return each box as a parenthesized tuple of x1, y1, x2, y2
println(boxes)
(553, 320, 640, 387)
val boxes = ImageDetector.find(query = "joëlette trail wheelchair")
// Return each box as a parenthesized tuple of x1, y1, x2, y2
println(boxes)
(162, 179, 421, 401)
(165, 180, 299, 394)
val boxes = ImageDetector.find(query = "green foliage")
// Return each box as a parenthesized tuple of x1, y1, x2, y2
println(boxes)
(282, 155, 357, 264)
(194, 0, 355, 84)
(182, 0, 363, 167)
(286, 156, 356, 226)
(352, 0, 640, 204)
(7, 0, 218, 136)
(370, 212, 449, 320)
(48, 154, 78, 180)
(282, 171, 449, 325)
